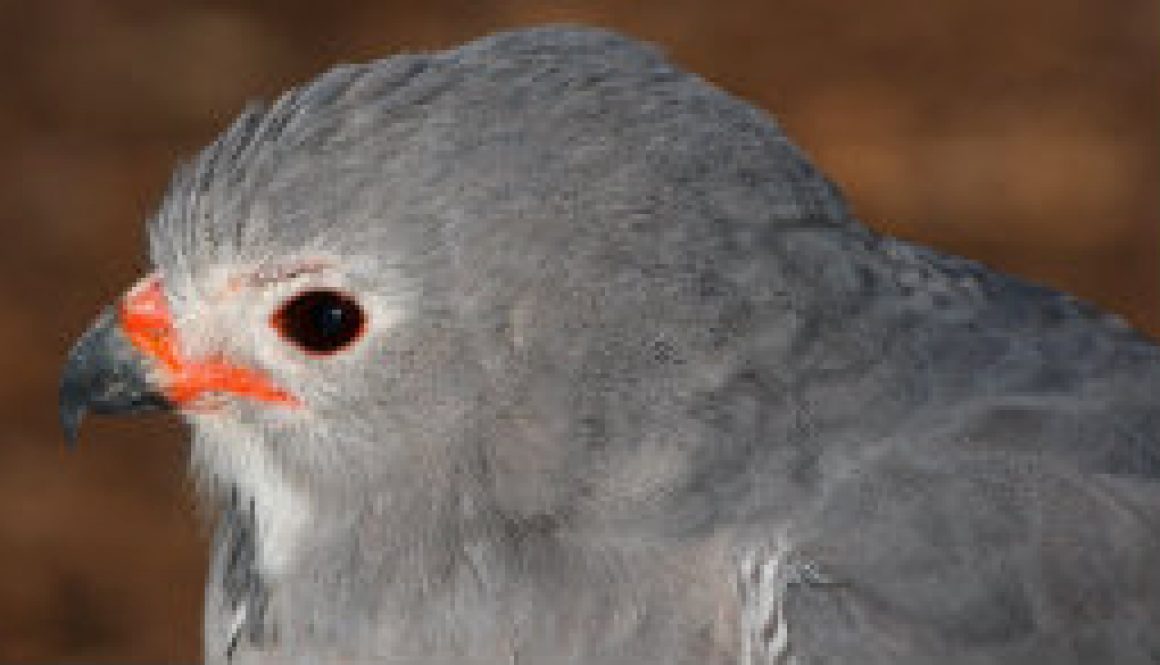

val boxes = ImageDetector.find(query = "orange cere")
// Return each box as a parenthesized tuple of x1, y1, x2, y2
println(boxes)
(118, 276, 300, 408)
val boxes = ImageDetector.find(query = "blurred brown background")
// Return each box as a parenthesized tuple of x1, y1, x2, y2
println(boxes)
(0, 0, 1156, 662)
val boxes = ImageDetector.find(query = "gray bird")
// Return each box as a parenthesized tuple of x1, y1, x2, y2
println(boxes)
(59, 26, 1160, 664)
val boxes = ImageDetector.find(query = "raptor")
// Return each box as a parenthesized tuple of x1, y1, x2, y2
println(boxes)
(61, 26, 1160, 664)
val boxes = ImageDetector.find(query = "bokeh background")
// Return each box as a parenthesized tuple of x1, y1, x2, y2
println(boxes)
(1, 1, 1156, 661)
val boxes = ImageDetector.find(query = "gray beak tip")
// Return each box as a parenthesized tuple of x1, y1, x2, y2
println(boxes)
(59, 305, 172, 448)
(59, 395, 85, 450)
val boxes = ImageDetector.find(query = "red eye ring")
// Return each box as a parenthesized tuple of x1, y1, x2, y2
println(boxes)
(271, 289, 367, 356)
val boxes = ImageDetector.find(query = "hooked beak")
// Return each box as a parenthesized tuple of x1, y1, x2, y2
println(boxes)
(60, 276, 299, 447)
(59, 304, 172, 448)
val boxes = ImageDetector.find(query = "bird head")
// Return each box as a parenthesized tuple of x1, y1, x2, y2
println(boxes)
(59, 28, 850, 568)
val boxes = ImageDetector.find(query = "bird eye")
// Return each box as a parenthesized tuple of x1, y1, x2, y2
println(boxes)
(272, 289, 366, 355)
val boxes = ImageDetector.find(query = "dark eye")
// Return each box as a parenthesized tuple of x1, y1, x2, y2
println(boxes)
(272, 289, 366, 355)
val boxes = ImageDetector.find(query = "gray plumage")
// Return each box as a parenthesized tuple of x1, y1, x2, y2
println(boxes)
(69, 26, 1160, 664)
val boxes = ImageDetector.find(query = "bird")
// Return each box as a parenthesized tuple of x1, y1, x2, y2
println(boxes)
(59, 26, 1160, 665)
